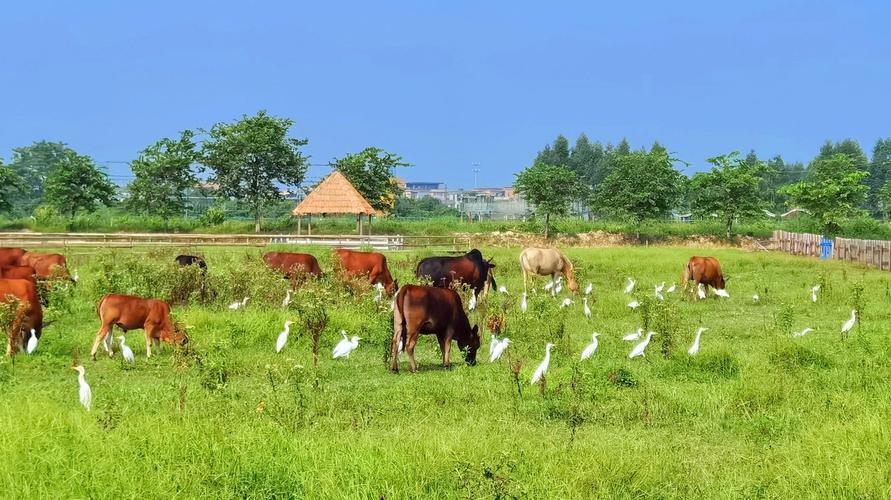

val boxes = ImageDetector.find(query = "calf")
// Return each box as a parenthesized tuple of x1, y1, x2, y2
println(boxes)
(391, 284, 480, 373)
(0, 278, 43, 355)
(91, 294, 188, 360)
(19, 252, 71, 280)
(333, 248, 397, 295)
(682, 256, 727, 297)
(263, 251, 322, 279)
(175, 255, 207, 274)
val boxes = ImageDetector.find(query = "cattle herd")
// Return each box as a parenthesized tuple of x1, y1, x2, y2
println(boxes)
(0, 245, 728, 372)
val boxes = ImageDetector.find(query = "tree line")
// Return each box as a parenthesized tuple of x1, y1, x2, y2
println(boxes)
(0, 111, 409, 232)
(514, 134, 891, 237)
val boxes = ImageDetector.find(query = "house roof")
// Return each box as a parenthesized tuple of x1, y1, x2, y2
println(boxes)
(292, 170, 378, 216)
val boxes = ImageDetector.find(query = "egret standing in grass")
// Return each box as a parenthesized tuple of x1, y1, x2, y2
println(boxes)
(697, 283, 706, 300)
(841, 309, 856, 336)
(628, 299, 640, 309)
(498, 285, 508, 294)
(667, 282, 676, 294)
(623, 328, 643, 341)
(560, 298, 573, 308)
(752, 294, 760, 302)
(468, 293, 477, 311)
(530, 343, 554, 385)
(811, 284, 820, 303)
(793, 327, 813, 338)
(490, 337, 510, 362)
(655, 282, 665, 300)
(521, 292, 527, 313)
(282, 289, 292, 308)
(25, 329, 37, 354)
(583, 297, 592, 318)
(118, 335, 135, 363)
(584, 283, 593, 295)
(628, 332, 656, 358)
(333, 331, 361, 358)
(275, 320, 294, 353)
(688, 327, 706, 356)
(488, 334, 499, 359)
(580, 332, 600, 360)
(624, 277, 636, 294)
(714, 288, 730, 298)
(229, 297, 249, 310)
(71, 365, 92, 411)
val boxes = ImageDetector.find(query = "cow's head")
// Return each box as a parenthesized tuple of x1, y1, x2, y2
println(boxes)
(458, 324, 481, 366)
(717, 274, 728, 290)
(386, 279, 398, 296)
(162, 321, 189, 346)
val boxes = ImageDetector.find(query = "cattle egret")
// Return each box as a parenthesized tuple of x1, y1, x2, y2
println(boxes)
(488, 334, 498, 358)
(655, 282, 665, 295)
(555, 280, 563, 294)
(333, 332, 361, 358)
(624, 277, 636, 294)
(688, 327, 706, 356)
(623, 328, 643, 341)
(696, 284, 706, 300)
(792, 327, 813, 338)
(72, 271, 79, 283)
(275, 320, 293, 353)
(811, 284, 820, 303)
(560, 298, 573, 308)
(753, 294, 760, 302)
(543, 280, 555, 291)
(628, 332, 656, 358)
(468, 293, 477, 311)
(530, 343, 554, 385)
(667, 283, 676, 293)
(25, 329, 37, 354)
(583, 297, 592, 318)
(118, 335, 135, 363)
(282, 289, 292, 308)
(714, 289, 730, 298)
(229, 297, 249, 310)
(374, 284, 384, 303)
(498, 285, 508, 294)
(490, 337, 510, 362)
(71, 365, 91, 411)
(841, 310, 857, 335)
(521, 292, 528, 313)
(628, 299, 640, 309)
(584, 283, 593, 295)
(580, 332, 600, 360)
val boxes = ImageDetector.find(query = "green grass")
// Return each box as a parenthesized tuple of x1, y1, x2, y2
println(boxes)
(3, 245, 891, 498)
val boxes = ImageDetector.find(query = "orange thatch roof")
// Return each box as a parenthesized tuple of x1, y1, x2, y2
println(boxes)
(292, 170, 378, 216)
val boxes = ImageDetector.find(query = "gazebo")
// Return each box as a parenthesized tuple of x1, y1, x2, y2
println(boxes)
(292, 170, 379, 235)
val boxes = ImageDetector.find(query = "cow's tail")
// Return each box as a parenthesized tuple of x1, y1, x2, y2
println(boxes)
(390, 288, 407, 371)
(95, 294, 109, 320)
(682, 261, 693, 291)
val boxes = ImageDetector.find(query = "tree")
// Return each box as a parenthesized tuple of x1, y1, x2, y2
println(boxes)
(514, 163, 585, 238)
(6, 141, 75, 215)
(534, 135, 570, 168)
(568, 134, 597, 185)
(878, 180, 891, 222)
(44, 151, 116, 216)
(688, 152, 768, 238)
(780, 154, 869, 233)
(866, 138, 891, 216)
(330, 147, 410, 213)
(201, 111, 309, 232)
(0, 160, 25, 213)
(590, 150, 685, 223)
(126, 130, 201, 217)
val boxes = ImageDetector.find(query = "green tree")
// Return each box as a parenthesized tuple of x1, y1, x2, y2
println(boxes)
(330, 147, 410, 213)
(866, 138, 891, 216)
(44, 151, 116, 216)
(591, 150, 685, 223)
(514, 163, 585, 238)
(201, 111, 309, 232)
(688, 152, 768, 238)
(534, 134, 571, 168)
(0, 160, 25, 213)
(780, 154, 869, 233)
(568, 133, 597, 185)
(394, 196, 458, 218)
(6, 141, 75, 215)
(878, 180, 891, 222)
(126, 130, 201, 217)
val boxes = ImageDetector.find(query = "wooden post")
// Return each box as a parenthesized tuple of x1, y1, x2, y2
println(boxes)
(358, 214, 363, 235)
(308, 215, 312, 236)
(297, 216, 302, 235)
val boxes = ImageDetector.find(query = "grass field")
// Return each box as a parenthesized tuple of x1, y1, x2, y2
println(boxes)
(2, 245, 891, 498)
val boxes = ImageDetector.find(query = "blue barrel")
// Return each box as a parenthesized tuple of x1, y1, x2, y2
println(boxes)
(820, 237, 833, 260)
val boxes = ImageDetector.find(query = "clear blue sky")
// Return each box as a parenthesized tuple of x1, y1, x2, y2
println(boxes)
(2, 1, 889, 188)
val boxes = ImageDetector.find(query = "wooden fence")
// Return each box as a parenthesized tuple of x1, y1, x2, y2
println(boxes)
(772, 230, 891, 271)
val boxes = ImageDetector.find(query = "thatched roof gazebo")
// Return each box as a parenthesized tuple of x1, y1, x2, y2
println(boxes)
(292, 170, 379, 234)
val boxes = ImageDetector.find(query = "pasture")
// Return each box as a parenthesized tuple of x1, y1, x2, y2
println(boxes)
(2, 245, 891, 498)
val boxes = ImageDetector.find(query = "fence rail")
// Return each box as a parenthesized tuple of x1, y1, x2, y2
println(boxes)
(0, 232, 472, 251)
(772, 230, 891, 271)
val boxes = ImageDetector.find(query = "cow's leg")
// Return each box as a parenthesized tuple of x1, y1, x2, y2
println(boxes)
(90, 323, 112, 361)
(406, 334, 419, 373)
(440, 332, 452, 370)
(144, 325, 154, 358)
(391, 295, 404, 372)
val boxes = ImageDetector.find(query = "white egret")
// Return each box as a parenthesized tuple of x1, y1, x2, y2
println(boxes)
(25, 329, 37, 354)
(374, 283, 384, 303)
(498, 285, 508, 294)
(275, 320, 294, 353)
(696, 283, 706, 300)
(714, 289, 730, 298)
(688, 327, 706, 356)
(580, 332, 600, 360)
(229, 297, 249, 310)
(555, 278, 563, 295)
(118, 335, 135, 363)
(624, 277, 636, 294)
(792, 327, 813, 338)
(333, 332, 361, 358)
(841, 310, 857, 335)
(811, 284, 820, 303)
(468, 293, 477, 311)
(488, 334, 498, 359)
(584, 283, 593, 295)
(530, 343, 554, 385)
(583, 297, 592, 318)
(628, 332, 656, 359)
(72, 271, 79, 283)
(490, 338, 510, 362)
(667, 283, 677, 293)
(543, 280, 555, 291)
(752, 294, 760, 302)
(628, 299, 640, 309)
(655, 282, 665, 296)
(282, 289, 292, 308)
(71, 365, 91, 411)
(623, 328, 643, 341)
(560, 298, 573, 308)
(521, 292, 528, 313)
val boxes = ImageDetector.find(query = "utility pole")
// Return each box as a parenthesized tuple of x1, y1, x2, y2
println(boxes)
(472, 162, 480, 189)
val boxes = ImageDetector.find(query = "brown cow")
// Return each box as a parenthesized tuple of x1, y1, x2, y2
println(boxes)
(90, 294, 188, 360)
(0, 278, 43, 355)
(0, 266, 36, 281)
(263, 251, 322, 279)
(682, 256, 727, 297)
(0, 248, 26, 267)
(19, 252, 72, 280)
(333, 248, 397, 295)
(391, 284, 480, 373)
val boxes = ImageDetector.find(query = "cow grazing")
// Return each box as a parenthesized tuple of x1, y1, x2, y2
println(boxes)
(0, 278, 43, 355)
(0, 247, 26, 267)
(682, 256, 726, 297)
(91, 294, 188, 360)
(415, 249, 496, 298)
(263, 251, 322, 279)
(391, 284, 480, 373)
(333, 248, 397, 295)
(175, 255, 207, 274)
(519, 247, 579, 294)
(0, 265, 36, 281)
(19, 252, 71, 280)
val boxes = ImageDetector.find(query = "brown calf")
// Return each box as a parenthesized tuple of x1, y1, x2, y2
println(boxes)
(0, 278, 43, 355)
(91, 294, 188, 360)
(333, 248, 397, 295)
(19, 252, 71, 280)
(682, 256, 726, 296)
(263, 251, 322, 279)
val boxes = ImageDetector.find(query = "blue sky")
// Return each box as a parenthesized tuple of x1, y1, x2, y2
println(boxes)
(2, 1, 889, 188)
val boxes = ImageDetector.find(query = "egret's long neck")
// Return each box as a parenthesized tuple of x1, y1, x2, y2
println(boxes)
(78, 373, 86, 385)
